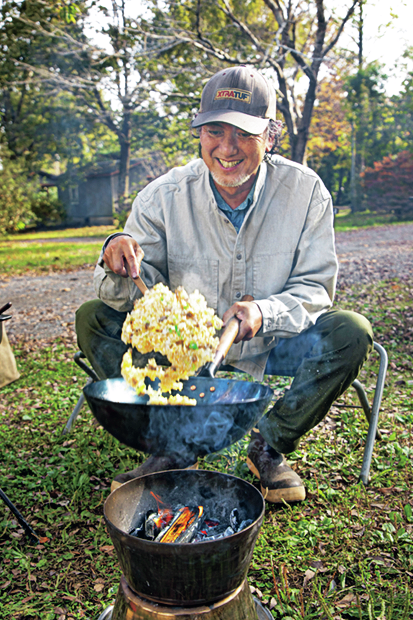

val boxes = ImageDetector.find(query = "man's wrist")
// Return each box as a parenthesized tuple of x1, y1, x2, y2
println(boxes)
(102, 232, 132, 253)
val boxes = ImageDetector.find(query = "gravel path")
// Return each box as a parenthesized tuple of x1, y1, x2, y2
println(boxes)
(334, 224, 413, 287)
(1, 224, 412, 342)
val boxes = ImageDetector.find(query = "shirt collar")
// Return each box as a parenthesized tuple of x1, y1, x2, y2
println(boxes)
(209, 172, 259, 213)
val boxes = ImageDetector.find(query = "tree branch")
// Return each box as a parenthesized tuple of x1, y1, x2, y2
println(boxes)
(322, 0, 359, 57)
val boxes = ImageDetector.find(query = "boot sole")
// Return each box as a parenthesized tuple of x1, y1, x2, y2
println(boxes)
(110, 462, 199, 493)
(246, 457, 306, 503)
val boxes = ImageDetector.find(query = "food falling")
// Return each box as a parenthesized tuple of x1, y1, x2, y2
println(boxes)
(121, 283, 223, 404)
(129, 498, 253, 544)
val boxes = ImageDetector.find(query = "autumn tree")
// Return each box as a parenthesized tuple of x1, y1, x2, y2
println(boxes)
(361, 150, 413, 219)
(306, 74, 352, 204)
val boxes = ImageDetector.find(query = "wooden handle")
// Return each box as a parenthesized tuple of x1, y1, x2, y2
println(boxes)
(125, 262, 148, 295)
(131, 274, 148, 295)
(212, 294, 254, 367)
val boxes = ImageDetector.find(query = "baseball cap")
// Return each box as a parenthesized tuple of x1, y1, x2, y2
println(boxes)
(191, 65, 276, 135)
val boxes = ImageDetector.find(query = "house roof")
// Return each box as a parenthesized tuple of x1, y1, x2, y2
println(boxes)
(39, 153, 165, 184)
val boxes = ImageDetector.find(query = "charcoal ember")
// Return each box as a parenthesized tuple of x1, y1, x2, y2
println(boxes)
(145, 512, 160, 540)
(129, 502, 251, 544)
(238, 519, 253, 532)
(129, 509, 156, 539)
(194, 526, 235, 542)
(192, 517, 232, 543)
(128, 523, 145, 538)
(230, 508, 240, 531)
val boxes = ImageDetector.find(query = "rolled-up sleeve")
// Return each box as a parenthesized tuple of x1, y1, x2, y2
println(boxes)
(93, 194, 168, 311)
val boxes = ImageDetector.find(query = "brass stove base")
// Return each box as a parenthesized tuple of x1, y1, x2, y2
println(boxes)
(100, 576, 272, 620)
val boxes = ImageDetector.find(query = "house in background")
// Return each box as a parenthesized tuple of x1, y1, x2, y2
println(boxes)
(40, 153, 167, 225)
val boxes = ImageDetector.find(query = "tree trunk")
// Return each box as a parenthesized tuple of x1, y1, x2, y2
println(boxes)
(351, 0, 365, 212)
(118, 110, 132, 208)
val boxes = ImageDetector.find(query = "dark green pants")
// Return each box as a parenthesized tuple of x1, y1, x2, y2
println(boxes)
(76, 300, 373, 455)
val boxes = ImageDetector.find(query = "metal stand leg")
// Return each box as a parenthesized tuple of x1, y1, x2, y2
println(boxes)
(0, 488, 39, 544)
(62, 377, 93, 436)
(357, 342, 388, 485)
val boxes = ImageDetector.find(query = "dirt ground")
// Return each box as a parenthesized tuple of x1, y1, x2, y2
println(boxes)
(1, 223, 412, 344)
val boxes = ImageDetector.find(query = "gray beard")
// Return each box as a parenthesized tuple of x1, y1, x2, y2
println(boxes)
(210, 169, 253, 188)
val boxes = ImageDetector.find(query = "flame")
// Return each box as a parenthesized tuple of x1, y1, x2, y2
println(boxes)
(148, 491, 173, 527)
(150, 491, 167, 508)
(159, 506, 203, 543)
(153, 508, 174, 529)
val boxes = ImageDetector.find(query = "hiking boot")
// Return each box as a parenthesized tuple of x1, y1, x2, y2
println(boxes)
(246, 429, 306, 503)
(111, 455, 198, 492)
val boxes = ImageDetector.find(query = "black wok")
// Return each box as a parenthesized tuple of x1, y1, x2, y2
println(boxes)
(83, 376, 272, 459)
(80, 292, 272, 458)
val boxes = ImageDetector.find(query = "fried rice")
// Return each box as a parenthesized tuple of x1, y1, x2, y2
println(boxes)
(121, 283, 223, 405)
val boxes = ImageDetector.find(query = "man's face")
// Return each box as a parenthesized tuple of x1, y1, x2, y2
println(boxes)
(199, 122, 273, 190)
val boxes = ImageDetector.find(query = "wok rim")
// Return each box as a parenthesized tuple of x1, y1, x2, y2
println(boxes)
(84, 375, 273, 407)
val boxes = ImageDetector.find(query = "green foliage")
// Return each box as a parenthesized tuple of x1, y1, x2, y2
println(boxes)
(30, 189, 66, 225)
(334, 209, 413, 232)
(307, 54, 413, 209)
(0, 152, 37, 234)
(0, 0, 92, 165)
(344, 63, 392, 168)
(307, 74, 352, 205)
(0, 150, 66, 234)
(0, 226, 118, 275)
(142, 0, 360, 163)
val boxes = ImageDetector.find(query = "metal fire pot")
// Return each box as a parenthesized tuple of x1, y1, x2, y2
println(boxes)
(104, 470, 265, 606)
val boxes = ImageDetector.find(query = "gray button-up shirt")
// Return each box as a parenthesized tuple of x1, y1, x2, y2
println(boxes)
(210, 175, 256, 233)
(94, 156, 338, 380)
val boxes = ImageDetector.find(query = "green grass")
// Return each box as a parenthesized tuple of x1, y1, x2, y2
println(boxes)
(0, 226, 120, 276)
(334, 209, 413, 232)
(0, 277, 412, 619)
(0, 241, 104, 276)
(1, 226, 119, 242)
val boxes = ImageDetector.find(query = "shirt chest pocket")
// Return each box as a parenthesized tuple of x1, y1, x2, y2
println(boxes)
(252, 252, 296, 299)
(167, 255, 219, 311)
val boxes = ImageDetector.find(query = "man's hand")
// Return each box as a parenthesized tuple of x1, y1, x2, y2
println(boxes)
(222, 301, 263, 343)
(102, 235, 144, 279)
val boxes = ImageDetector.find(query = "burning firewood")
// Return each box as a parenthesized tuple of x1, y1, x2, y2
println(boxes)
(128, 504, 253, 544)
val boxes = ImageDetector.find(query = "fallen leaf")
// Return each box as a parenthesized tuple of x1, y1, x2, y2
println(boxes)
(336, 593, 357, 609)
(94, 583, 104, 593)
(21, 595, 35, 604)
(310, 560, 327, 571)
(38, 536, 50, 544)
(303, 569, 316, 588)
(0, 582, 11, 589)
(99, 545, 114, 554)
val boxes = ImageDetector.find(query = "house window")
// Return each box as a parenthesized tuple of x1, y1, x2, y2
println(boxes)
(69, 185, 79, 203)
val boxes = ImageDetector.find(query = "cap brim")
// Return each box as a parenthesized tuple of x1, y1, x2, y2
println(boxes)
(191, 110, 270, 135)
